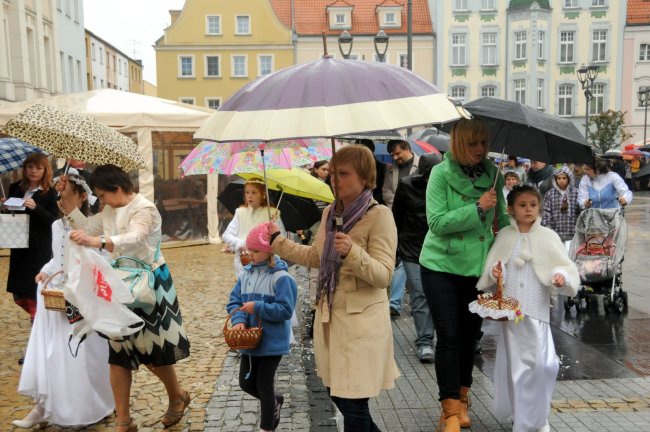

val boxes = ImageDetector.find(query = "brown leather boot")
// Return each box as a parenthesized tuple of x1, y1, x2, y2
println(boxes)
(459, 386, 472, 428)
(437, 399, 461, 432)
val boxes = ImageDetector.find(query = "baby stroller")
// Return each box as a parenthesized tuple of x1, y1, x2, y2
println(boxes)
(565, 208, 627, 314)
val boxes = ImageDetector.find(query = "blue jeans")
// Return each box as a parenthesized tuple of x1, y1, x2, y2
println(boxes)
(388, 261, 406, 313)
(327, 388, 381, 432)
(403, 260, 434, 348)
(421, 267, 483, 401)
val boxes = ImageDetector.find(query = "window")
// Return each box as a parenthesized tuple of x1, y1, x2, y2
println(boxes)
(640, 44, 650, 61)
(93, 76, 97, 88)
(399, 54, 409, 68)
(180, 97, 195, 105)
(592, 0, 606, 6)
(514, 79, 526, 104)
(564, 0, 578, 7)
(205, 55, 220, 77)
(592, 30, 607, 62)
(206, 16, 221, 35)
(232, 55, 247, 77)
(537, 79, 544, 109)
(91, 42, 95, 60)
(258, 55, 273, 76)
(385, 12, 395, 24)
(236, 16, 250, 35)
(639, 87, 650, 107)
(481, 85, 496, 97)
(179, 56, 194, 77)
(560, 31, 575, 63)
(100, 79, 104, 88)
(374, 53, 388, 63)
(538, 31, 545, 60)
(335, 14, 345, 24)
(57, 0, 62, 11)
(206, 98, 221, 110)
(454, 0, 468, 11)
(452, 33, 467, 66)
(451, 86, 466, 102)
(482, 33, 497, 65)
(589, 83, 605, 115)
(558, 84, 573, 116)
(515, 32, 527, 60)
(99, 47, 103, 64)
(482, 0, 495, 9)
(65, 0, 71, 17)
(73, 0, 79, 21)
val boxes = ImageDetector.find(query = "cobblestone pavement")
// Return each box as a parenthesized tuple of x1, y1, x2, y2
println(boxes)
(1, 244, 235, 432)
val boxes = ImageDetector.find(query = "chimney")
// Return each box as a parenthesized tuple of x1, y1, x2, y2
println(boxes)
(169, 10, 181, 25)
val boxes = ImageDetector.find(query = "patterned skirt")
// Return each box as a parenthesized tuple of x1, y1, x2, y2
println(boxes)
(108, 263, 190, 370)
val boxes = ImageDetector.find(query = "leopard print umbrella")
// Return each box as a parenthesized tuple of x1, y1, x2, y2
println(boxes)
(2, 104, 146, 172)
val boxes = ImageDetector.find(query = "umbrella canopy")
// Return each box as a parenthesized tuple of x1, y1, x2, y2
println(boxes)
(194, 57, 462, 142)
(456, 97, 593, 164)
(640, 145, 650, 152)
(239, 169, 334, 203)
(621, 149, 649, 158)
(422, 132, 451, 153)
(633, 162, 650, 178)
(3, 104, 145, 171)
(218, 179, 322, 232)
(373, 139, 440, 164)
(338, 130, 404, 141)
(179, 140, 332, 176)
(0, 137, 44, 174)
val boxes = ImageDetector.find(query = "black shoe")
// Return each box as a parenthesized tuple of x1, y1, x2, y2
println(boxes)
(273, 394, 284, 430)
(389, 307, 400, 318)
(18, 357, 24, 365)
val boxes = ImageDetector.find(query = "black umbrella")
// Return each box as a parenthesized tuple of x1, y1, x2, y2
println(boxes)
(640, 145, 650, 152)
(423, 131, 450, 153)
(633, 162, 650, 179)
(218, 179, 322, 232)
(445, 97, 593, 164)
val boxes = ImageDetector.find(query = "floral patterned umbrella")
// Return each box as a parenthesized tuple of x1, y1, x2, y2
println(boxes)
(2, 104, 145, 172)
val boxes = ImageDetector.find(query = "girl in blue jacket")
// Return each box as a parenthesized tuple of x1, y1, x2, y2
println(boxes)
(226, 221, 298, 432)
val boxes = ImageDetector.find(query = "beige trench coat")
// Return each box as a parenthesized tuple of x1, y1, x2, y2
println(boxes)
(273, 201, 400, 398)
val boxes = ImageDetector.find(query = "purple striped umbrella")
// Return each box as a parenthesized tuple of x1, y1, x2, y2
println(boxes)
(194, 57, 462, 142)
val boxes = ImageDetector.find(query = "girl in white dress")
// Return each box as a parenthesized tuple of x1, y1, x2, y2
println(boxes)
(14, 175, 114, 429)
(476, 185, 579, 432)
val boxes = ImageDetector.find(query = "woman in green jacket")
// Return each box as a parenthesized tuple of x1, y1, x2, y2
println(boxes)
(419, 119, 509, 432)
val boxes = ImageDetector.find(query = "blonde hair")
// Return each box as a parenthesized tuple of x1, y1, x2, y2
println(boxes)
(330, 145, 376, 190)
(450, 118, 489, 166)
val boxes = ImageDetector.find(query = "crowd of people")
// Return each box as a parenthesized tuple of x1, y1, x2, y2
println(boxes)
(1, 119, 635, 432)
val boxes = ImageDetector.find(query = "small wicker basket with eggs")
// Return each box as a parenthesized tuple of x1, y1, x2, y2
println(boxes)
(469, 264, 523, 322)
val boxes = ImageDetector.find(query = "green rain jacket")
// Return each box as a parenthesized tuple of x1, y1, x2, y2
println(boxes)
(419, 153, 510, 277)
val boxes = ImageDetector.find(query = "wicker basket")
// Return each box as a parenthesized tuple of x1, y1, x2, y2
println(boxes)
(41, 270, 66, 312)
(223, 307, 262, 350)
(469, 274, 522, 322)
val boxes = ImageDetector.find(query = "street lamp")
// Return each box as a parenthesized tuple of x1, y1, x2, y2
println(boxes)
(373, 30, 389, 62)
(576, 64, 599, 143)
(637, 88, 650, 147)
(338, 31, 353, 59)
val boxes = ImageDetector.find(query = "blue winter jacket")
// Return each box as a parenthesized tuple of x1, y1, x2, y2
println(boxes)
(226, 257, 297, 356)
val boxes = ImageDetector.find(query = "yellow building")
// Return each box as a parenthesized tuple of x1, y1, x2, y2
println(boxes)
(155, 0, 293, 109)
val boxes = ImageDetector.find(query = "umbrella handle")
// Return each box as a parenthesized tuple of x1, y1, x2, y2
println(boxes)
(0, 179, 5, 199)
(274, 189, 284, 221)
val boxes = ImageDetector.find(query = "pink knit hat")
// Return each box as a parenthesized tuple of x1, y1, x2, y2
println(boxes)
(246, 222, 273, 253)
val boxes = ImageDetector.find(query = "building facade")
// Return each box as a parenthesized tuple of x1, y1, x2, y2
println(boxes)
(433, 0, 627, 136)
(622, 0, 650, 147)
(85, 29, 143, 93)
(155, 0, 294, 109)
(56, 0, 86, 93)
(269, 0, 436, 84)
(0, 0, 62, 101)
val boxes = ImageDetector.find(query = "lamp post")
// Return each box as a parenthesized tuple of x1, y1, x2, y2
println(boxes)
(576, 64, 599, 143)
(638, 88, 650, 147)
(373, 30, 389, 62)
(338, 31, 353, 59)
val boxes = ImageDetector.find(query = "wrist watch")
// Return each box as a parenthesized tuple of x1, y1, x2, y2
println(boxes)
(99, 235, 106, 251)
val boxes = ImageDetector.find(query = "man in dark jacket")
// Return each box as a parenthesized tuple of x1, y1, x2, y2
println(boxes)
(525, 160, 554, 196)
(392, 152, 440, 363)
(355, 139, 386, 205)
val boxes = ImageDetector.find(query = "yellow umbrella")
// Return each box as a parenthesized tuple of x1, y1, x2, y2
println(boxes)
(239, 169, 334, 203)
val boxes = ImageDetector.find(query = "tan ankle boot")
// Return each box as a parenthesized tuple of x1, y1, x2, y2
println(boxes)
(437, 399, 461, 432)
(459, 386, 471, 428)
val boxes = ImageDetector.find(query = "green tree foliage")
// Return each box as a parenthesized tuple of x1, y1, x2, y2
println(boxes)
(587, 109, 633, 154)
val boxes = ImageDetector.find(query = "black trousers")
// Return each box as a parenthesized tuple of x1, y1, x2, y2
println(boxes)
(239, 355, 282, 430)
(328, 388, 381, 432)
(421, 267, 483, 401)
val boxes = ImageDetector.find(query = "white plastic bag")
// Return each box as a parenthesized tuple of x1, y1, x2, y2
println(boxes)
(64, 242, 144, 340)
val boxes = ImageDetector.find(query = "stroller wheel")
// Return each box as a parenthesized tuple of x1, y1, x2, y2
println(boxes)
(615, 297, 626, 314)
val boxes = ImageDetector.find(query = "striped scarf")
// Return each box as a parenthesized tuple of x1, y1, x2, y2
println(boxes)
(318, 189, 373, 309)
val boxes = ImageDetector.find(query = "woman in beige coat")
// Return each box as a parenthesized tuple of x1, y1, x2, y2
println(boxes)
(268, 145, 399, 431)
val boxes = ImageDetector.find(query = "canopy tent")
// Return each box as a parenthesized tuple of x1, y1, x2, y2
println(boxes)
(0, 89, 222, 245)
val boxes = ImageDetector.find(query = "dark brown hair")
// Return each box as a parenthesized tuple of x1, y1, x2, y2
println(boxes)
(61, 174, 90, 217)
(90, 164, 135, 193)
(506, 184, 542, 207)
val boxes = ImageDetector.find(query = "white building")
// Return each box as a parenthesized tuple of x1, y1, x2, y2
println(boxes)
(0, 0, 62, 101)
(86, 29, 133, 92)
(56, 0, 87, 93)
(433, 0, 627, 137)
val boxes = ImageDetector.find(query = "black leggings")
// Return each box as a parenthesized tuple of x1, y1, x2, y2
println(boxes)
(239, 355, 282, 430)
(328, 388, 381, 432)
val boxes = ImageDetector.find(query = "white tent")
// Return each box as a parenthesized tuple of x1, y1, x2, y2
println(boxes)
(0, 89, 222, 244)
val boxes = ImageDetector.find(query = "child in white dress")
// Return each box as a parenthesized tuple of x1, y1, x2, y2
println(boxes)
(14, 175, 114, 429)
(476, 185, 579, 432)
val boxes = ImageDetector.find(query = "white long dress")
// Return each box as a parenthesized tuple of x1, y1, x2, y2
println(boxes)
(18, 219, 114, 427)
(493, 234, 559, 432)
